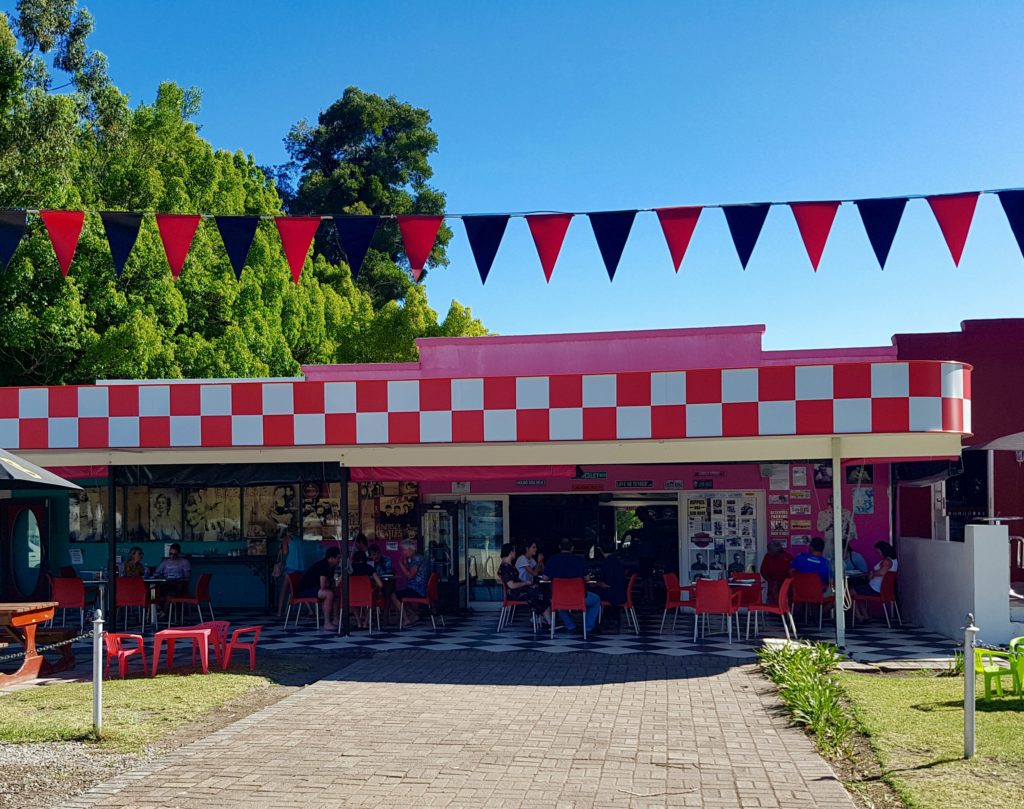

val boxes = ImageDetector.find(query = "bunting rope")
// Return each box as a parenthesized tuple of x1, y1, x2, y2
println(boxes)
(2, 186, 1024, 284)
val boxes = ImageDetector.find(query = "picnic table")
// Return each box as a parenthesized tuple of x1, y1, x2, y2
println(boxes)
(0, 601, 58, 687)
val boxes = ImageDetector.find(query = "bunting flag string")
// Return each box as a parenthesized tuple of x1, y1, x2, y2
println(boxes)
(1, 186, 1022, 283)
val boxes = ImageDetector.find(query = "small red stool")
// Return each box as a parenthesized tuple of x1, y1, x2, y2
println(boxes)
(151, 627, 212, 675)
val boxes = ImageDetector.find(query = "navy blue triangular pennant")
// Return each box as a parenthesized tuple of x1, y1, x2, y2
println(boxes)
(997, 190, 1024, 260)
(855, 198, 907, 269)
(216, 216, 261, 279)
(333, 216, 380, 279)
(588, 210, 637, 280)
(462, 215, 509, 283)
(100, 211, 144, 275)
(0, 210, 27, 271)
(722, 204, 771, 269)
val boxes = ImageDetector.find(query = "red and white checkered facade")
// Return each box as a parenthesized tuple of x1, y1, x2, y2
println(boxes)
(0, 361, 971, 451)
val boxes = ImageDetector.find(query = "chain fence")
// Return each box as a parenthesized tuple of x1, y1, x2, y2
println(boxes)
(0, 629, 96, 664)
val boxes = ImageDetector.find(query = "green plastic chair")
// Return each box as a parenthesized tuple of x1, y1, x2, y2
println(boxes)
(1009, 637, 1024, 695)
(975, 648, 1019, 700)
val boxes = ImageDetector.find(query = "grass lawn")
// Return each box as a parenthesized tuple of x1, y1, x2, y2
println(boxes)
(0, 671, 271, 751)
(840, 672, 1024, 809)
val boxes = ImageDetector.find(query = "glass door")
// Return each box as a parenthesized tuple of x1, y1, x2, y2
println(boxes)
(421, 502, 466, 610)
(465, 498, 507, 604)
(1, 501, 48, 601)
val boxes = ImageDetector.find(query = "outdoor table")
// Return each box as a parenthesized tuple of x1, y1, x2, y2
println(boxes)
(151, 627, 213, 675)
(0, 602, 58, 687)
(144, 578, 166, 625)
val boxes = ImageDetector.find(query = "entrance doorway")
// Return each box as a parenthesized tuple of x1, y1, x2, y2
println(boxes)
(0, 501, 48, 601)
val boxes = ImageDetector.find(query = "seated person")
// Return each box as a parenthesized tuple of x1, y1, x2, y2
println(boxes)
(544, 538, 601, 634)
(515, 542, 541, 583)
(367, 544, 393, 577)
(498, 543, 551, 625)
(349, 549, 382, 629)
(843, 539, 868, 577)
(121, 547, 146, 577)
(760, 541, 793, 602)
(155, 542, 191, 598)
(392, 540, 428, 628)
(790, 536, 833, 587)
(296, 547, 340, 631)
(852, 542, 899, 622)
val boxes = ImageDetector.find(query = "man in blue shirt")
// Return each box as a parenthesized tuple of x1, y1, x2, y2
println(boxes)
(544, 538, 601, 635)
(790, 536, 833, 586)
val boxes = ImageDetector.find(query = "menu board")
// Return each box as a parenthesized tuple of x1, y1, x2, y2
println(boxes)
(683, 491, 761, 583)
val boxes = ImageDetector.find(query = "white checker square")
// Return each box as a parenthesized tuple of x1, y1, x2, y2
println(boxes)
(420, 411, 453, 443)
(871, 362, 909, 397)
(758, 401, 796, 435)
(516, 377, 549, 409)
(686, 404, 723, 437)
(77, 387, 109, 418)
(294, 414, 326, 445)
(138, 385, 170, 417)
(941, 364, 964, 398)
(795, 365, 833, 400)
(387, 380, 419, 413)
(200, 384, 232, 416)
(262, 383, 294, 415)
(19, 388, 48, 417)
(909, 397, 942, 432)
(47, 418, 76, 448)
(169, 416, 201, 446)
(550, 408, 583, 440)
(0, 419, 18, 448)
(582, 374, 616, 407)
(232, 415, 263, 445)
(722, 369, 758, 403)
(356, 412, 389, 444)
(108, 417, 140, 447)
(484, 409, 517, 441)
(616, 406, 651, 439)
(963, 400, 972, 433)
(451, 378, 484, 411)
(651, 371, 686, 405)
(324, 382, 356, 413)
(833, 399, 872, 433)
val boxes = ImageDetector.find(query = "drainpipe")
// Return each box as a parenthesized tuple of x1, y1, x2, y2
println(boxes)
(832, 438, 846, 648)
(986, 450, 995, 519)
(340, 466, 350, 636)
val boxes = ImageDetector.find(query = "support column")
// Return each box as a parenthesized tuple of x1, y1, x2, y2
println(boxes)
(107, 466, 117, 613)
(340, 466, 350, 637)
(831, 438, 846, 648)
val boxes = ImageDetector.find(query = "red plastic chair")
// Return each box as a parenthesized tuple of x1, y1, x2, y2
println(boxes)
(790, 571, 836, 629)
(660, 572, 690, 634)
(851, 572, 902, 628)
(693, 579, 741, 643)
(497, 578, 531, 633)
(550, 578, 588, 639)
(746, 577, 798, 641)
(729, 571, 764, 608)
(222, 626, 263, 671)
(189, 620, 231, 667)
(621, 574, 640, 635)
(50, 576, 87, 630)
(284, 571, 322, 629)
(167, 573, 214, 626)
(115, 576, 150, 631)
(104, 632, 147, 678)
(343, 576, 379, 634)
(399, 573, 445, 630)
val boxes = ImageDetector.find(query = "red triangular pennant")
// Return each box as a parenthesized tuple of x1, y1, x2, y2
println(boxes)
(39, 210, 85, 277)
(156, 214, 202, 279)
(654, 207, 702, 272)
(275, 216, 322, 283)
(790, 201, 840, 272)
(526, 214, 573, 282)
(397, 215, 444, 281)
(927, 192, 979, 266)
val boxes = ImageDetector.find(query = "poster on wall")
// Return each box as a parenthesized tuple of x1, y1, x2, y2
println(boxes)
(184, 487, 241, 541)
(791, 534, 811, 546)
(791, 466, 808, 487)
(846, 465, 874, 485)
(853, 488, 875, 515)
(790, 489, 811, 500)
(245, 485, 298, 539)
(358, 481, 419, 543)
(302, 482, 341, 539)
(791, 518, 812, 531)
(768, 494, 788, 505)
(790, 504, 811, 516)
(69, 487, 108, 542)
(683, 491, 760, 581)
(813, 463, 833, 488)
(762, 464, 789, 490)
(149, 488, 182, 542)
(770, 509, 789, 536)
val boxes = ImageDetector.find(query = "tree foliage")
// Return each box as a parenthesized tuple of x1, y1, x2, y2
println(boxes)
(0, 2, 485, 386)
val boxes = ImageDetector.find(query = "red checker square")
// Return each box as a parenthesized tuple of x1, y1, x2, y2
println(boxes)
(651, 405, 686, 438)
(962, 369, 972, 400)
(549, 375, 583, 408)
(722, 402, 759, 437)
(833, 363, 872, 399)
(78, 418, 109, 449)
(139, 416, 170, 447)
(942, 398, 964, 432)
(582, 407, 617, 440)
(325, 413, 357, 444)
(231, 382, 264, 415)
(108, 385, 138, 417)
(48, 386, 78, 418)
(419, 378, 452, 411)
(293, 381, 325, 414)
(796, 400, 834, 435)
(517, 409, 550, 442)
(201, 416, 232, 447)
(169, 385, 201, 415)
(616, 372, 651, 406)
(758, 366, 795, 401)
(263, 415, 295, 446)
(0, 388, 18, 418)
(908, 364, 941, 397)
(387, 412, 421, 444)
(872, 398, 909, 432)
(452, 410, 484, 443)
(19, 419, 47, 448)
(686, 369, 722, 404)
(484, 377, 517, 410)
(356, 380, 388, 413)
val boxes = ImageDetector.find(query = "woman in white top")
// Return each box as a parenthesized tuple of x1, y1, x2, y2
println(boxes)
(852, 541, 898, 622)
(515, 542, 540, 583)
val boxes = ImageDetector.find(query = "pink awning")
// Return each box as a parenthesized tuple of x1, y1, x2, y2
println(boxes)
(349, 465, 576, 482)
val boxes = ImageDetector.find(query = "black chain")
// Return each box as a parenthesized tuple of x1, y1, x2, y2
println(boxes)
(0, 629, 97, 664)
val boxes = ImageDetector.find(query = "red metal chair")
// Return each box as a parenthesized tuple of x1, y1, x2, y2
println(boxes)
(550, 578, 589, 639)
(115, 576, 150, 631)
(851, 572, 902, 628)
(343, 576, 379, 634)
(746, 577, 798, 641)
(399, 573, 445, 630)
(284, 572, 321, 629)
(660, 572, 690, 634)
(166, 573, 214, 626)
(104, 632, 147, 678)
(49, 575, 87, 630)
(222, 626, 263, 671)
(693, 579, 741, 643)
(790, 571, 836, 629)
(497, 578, 531, 633)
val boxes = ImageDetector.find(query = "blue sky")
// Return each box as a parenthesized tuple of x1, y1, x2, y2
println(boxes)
(35, 2, 1024, 348)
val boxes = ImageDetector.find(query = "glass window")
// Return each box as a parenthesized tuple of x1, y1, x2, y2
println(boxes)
(69, 486, 109, 542)
(12, 508, 42, 597)
(184, 487, 241, 541)
(122, 486, 151, 542)
(244, 485, 298, 539)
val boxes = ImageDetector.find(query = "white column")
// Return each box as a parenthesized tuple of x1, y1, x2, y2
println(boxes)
(832, 437, 846, 647)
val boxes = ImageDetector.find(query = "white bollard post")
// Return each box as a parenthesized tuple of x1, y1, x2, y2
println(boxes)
(963, 613, 977, 759)
(92, 608, 104, 737)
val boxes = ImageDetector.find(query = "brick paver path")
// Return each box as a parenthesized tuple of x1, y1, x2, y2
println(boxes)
(60, 651, 854, 809)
